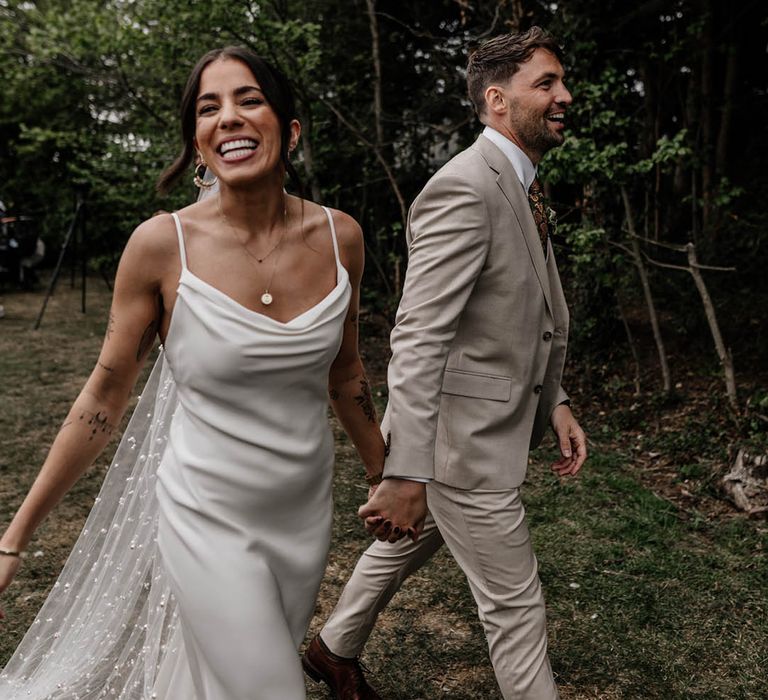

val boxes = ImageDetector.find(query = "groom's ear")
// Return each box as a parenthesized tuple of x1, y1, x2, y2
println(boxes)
(484, 85, 507, 115)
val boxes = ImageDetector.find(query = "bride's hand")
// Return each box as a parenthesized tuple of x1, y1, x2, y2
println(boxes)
(0, 555, 22, 620)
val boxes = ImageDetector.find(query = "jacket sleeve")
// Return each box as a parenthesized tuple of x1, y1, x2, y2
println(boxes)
(383, 171, 490, 480)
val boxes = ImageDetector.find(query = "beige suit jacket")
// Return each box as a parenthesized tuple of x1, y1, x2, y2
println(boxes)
(381, 134, 570, 489)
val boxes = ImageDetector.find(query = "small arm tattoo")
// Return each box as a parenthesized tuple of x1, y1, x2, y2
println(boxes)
(98, 361, 114, 373)
(61, 410, 116, 441)
(82, 410, 115, 441)
(353, 377, 377, 423)
(136, 317, 159, 362)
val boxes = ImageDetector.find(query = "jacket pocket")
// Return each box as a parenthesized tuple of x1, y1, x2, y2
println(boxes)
(440, 368, 512, 402)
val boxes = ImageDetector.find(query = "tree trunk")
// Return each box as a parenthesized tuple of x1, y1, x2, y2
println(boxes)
(616, 290, 642, 396)
(621, 186, 672, 393)
(715, 36, 737, 176)
(684, 66, 700, 245)
(365, 0, 384, 149)
(685, 242, 738, 410)
(699, 0, 715, 235)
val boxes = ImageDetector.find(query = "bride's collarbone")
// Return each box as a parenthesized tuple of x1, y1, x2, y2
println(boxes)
(180, 252, 338, 317)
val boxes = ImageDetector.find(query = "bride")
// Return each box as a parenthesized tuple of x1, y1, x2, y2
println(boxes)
(0, 46, 386, 699)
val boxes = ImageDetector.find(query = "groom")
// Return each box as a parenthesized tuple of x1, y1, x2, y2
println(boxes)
(304, 27, 586, 700)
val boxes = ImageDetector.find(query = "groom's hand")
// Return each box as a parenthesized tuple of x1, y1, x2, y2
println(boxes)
(550, 403, 587, 477)
(358, 478, 427, 543)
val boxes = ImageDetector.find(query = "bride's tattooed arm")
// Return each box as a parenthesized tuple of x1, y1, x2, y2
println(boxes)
(353, 377, 377, 423)
(325, 211, 386, 485)
(328, 367, 384, 483)
(61, 409, 117, 441)
(136, 317, 160, 362)
(0, 214, 171, 556)
(329, 374, 377, 423)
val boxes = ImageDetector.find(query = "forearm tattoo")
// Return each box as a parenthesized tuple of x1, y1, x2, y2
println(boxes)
(106, 311, 115, 340)
(354, 377, 377, 423)
(98, 361, 114, 373)
(62, 410, 116, 441)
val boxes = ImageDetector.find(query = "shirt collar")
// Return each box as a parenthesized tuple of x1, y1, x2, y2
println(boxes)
(482, 126, 537, 191)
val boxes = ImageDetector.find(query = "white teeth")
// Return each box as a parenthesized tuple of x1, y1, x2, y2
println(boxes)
(547, 114, 565, 122)
(219, 138, 257, 155)
(222, 148, 254, 161)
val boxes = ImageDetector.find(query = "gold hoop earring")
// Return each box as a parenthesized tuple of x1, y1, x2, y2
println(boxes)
(193, 162, 217, 189)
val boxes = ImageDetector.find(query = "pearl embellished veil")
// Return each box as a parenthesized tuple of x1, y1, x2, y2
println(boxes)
(0, 354, 181, 699)
(0, 176, 219, 699)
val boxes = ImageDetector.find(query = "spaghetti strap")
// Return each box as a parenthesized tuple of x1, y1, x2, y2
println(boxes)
(321, 206, 342, 268)
(170, 213, 188, 271)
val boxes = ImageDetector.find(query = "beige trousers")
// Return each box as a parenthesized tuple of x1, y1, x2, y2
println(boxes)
(320, 482, 559, 700)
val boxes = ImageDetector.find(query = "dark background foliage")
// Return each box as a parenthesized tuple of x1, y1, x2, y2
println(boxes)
(1, 0, 766, 411)
(2, 4, 767, 695)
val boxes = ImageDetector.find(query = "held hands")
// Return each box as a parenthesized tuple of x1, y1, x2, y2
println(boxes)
(550, 403, 587, 477)
(358, 478, 428, 543)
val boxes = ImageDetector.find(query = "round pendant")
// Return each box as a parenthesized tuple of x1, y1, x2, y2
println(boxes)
(261, 292, 273, 306)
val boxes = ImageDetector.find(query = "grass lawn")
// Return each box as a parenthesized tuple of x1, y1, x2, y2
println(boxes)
(1, 279, 766, 699)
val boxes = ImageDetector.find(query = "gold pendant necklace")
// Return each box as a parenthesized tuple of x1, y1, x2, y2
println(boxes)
(260, 249, 282, 306)
(218, 195, 288, 306)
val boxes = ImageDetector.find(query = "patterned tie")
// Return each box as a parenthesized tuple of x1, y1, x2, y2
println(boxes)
(527, 177, 549, 256)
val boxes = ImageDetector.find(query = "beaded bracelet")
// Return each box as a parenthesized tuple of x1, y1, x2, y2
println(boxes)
(0, 548, 21, 558)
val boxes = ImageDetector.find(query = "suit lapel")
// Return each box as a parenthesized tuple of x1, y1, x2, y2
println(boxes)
(472, 136, 553, 314)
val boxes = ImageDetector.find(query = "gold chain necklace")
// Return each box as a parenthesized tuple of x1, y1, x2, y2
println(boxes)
(218, 195, 289, 306)
(218, 195, 288, 263)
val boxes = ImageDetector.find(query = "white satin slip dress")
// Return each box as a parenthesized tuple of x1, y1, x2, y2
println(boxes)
(153, 206, 351, 699)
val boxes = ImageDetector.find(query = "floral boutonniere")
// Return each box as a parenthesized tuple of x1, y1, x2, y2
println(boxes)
(546, 206, 557, 235)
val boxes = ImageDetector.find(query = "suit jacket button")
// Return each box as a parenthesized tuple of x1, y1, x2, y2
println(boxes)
(533, 384, 543, 394)
(543, 331, 553, 341)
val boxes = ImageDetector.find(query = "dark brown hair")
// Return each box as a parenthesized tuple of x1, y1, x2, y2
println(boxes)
(466, 26, 564, 117)
(156, 46, 303, 195)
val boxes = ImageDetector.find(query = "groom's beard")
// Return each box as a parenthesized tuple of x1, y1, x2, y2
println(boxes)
(509, 100, 565, 159)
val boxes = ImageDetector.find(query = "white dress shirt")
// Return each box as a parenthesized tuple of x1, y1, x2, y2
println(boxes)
(482, 126, 537, 191)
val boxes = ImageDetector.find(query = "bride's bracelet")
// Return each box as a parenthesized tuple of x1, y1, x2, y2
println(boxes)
(0, 548, 21, 558)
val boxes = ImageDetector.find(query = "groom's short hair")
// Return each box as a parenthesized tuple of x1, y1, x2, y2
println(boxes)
(467, 26, 564, 117)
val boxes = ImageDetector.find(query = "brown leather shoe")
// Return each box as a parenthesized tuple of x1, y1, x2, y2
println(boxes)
(302, 635, 383, 700)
